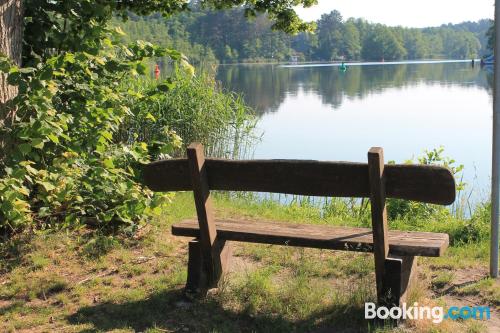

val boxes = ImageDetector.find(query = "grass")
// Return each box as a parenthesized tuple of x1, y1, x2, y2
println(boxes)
(432, 272, 455, 289)
(0, 192, 498, 332)
(455, 278, 500, 305)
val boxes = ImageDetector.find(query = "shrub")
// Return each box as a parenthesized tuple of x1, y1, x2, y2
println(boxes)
(0, 34, 186, 233)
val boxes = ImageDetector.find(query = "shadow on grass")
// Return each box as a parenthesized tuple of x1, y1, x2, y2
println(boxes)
(67, 288, 372, 332)
(0, 234, 34, 274)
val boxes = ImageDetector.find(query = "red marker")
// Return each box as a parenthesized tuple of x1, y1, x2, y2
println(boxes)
(154, 64, 160, 80)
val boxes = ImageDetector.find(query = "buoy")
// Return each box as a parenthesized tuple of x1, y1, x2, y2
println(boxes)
(154, 64, 160, 80)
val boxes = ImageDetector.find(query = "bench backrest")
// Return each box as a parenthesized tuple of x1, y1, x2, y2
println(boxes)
(143, 146, 456, 205)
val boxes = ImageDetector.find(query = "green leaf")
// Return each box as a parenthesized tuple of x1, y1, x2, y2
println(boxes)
(25, 165, 38, 175)
(39, 68, 53, 81)
(19, 67, 35, 74)
(18, 187, 30, 196)
(0, 58, 11, 72)
(136, 63, 147, 75)
(157, 83, 170, 92)
(100, 130, 113, 141)
(19, 144, 32, 155)
(31, 138, 44, 149)
(114, 26, 126, 36)
(64, 53, 75, 63)
(39, 181, 56, 192)
(7, 72, 21, 85)
(103, 159, 115, 169)
(47, 134, 60, 144)
(145, 113, 156, 122)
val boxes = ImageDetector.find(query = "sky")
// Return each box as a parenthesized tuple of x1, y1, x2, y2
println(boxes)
(296, 0, 494, 28)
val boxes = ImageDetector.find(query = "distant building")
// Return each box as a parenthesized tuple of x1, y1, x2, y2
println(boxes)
(290, 54, 299, 63)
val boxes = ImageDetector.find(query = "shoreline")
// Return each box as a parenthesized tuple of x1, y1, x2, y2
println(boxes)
(216, 59, 479, 67)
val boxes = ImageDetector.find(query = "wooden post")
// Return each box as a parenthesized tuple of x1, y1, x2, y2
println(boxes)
(368, 147, 389, 303)
(369, 147, 416, 309)
(382, 256, 417, 308)
(186, 143, 230, 293)
(185, 239, 206, 293)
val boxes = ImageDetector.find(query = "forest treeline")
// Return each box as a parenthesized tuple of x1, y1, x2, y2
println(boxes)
(116, 6, 492, 64)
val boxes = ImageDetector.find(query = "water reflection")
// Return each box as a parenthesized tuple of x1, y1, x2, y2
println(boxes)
(217, 62, 491, 114)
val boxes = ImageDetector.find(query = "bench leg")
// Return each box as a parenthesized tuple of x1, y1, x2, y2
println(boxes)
(379, 256, 417, 308)
(185, 238, 232, 295)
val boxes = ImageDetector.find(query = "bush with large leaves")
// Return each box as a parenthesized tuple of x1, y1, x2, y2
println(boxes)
(0, 29, 188, 232)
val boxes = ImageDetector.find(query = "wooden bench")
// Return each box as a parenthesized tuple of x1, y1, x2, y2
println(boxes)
(143, 143, 455, 307)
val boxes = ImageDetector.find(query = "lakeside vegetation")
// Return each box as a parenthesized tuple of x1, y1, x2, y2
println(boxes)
(0, 53, 253, 233)
(1, 0, 317, 233)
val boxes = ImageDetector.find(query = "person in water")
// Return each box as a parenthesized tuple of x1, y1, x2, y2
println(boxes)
(340, 62, 347, 71)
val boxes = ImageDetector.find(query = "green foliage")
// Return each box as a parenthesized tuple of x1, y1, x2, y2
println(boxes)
(22, 0, 187, 65)
(22, 0, 314, 65)
(316, 18, 485, 60)
(386, 147, 465, 223)
(362, 25, 407, 61)
(200, 0, 318, 34)
(0, 30, 186, 231)
(417, 147, 465, 187)
(111, 15, 218, 65)
(487, 20, 495, 52)
(466, 201, 491, 242)
(315, 10, 345, 60)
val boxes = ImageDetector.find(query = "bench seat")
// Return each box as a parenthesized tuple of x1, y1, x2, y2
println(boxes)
(172, 218, 449, 257)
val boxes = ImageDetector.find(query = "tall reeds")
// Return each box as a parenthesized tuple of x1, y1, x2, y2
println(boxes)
(119, 70, 257, 159)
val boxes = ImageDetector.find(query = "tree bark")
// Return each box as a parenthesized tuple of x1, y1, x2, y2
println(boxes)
(0, 0, 23, 115)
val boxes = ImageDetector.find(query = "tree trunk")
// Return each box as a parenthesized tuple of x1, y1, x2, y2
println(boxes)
(0, 0, 23, 116)
(0, 0, 22, 162)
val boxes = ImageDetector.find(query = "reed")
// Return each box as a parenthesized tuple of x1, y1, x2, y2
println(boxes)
(119, 69, 257, 159)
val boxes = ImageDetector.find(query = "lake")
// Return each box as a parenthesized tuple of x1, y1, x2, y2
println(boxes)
(216, 61, 493, 204)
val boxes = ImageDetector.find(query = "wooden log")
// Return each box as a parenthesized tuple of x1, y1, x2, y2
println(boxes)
(185, 239, 206, 294)
(380, 256, 417, 308)
(143, 158, 455, 205)
(213, 238, 232, 287)
(368, 147, 390, 302)
(399, 256, 417, 305)
(185, 238, 232, 294)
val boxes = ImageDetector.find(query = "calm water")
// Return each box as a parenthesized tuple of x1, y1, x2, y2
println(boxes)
(216, 61, 493, 202)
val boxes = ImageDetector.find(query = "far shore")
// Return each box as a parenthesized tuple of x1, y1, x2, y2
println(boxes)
(216, 58, 480, 67)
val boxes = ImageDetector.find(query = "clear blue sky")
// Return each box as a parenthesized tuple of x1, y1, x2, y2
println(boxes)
(296, 0, 494, 27)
